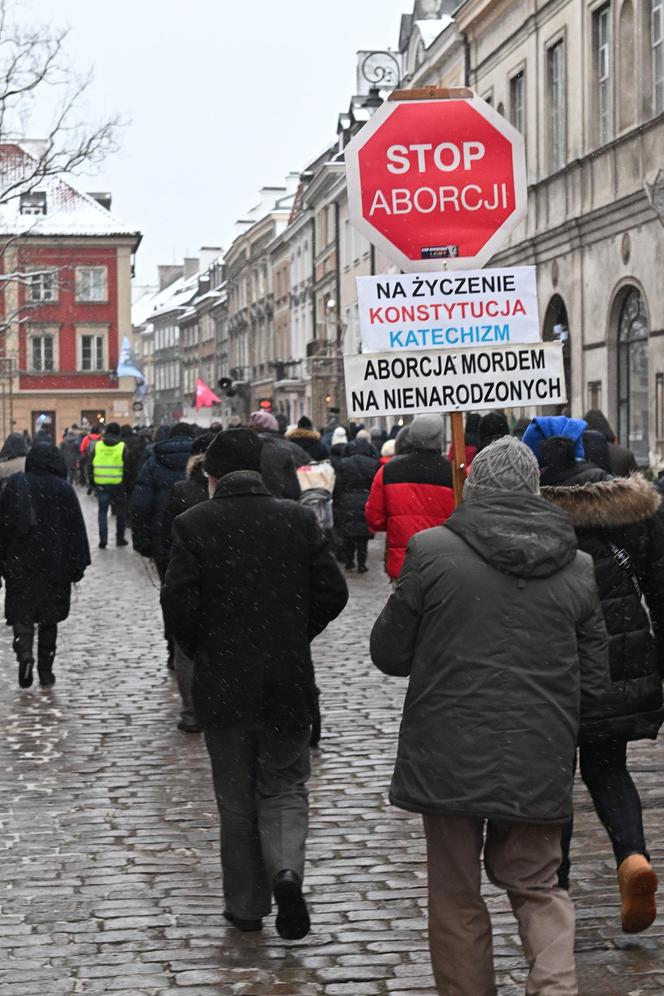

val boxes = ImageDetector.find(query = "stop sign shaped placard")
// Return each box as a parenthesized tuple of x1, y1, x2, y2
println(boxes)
(345, 94, 527, 272)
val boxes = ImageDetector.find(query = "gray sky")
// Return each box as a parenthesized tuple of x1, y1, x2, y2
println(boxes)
(29, 0, 410, 283)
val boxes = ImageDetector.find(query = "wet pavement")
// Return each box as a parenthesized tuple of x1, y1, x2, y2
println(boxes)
(0, 489, 662, 995)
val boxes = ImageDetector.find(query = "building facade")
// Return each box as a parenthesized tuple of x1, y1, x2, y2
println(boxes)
(0, 143, 141, 439)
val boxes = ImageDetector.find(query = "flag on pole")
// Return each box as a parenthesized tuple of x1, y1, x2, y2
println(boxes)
(195, 377, 222, 409)
(117, 336, 145, 380)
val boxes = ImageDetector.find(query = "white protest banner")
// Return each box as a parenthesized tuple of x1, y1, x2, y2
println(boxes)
(356, 265, 539, 353)
(344, 341, 566, 418)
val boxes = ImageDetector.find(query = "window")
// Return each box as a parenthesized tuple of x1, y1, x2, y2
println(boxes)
(654, 0, 664, 112)
(617, 287, 649, 464)
(595, 5, 612, 144)
(587, 380, 603, 411)
(20, 192, 46, 215)
(76, 266, 108, 302)
(28, 270, 57, 303)
(80, 333, 105, 371)
(548, 41, 566, 169)
(31, 334, 55, 371)
(509, 70, 525, 135)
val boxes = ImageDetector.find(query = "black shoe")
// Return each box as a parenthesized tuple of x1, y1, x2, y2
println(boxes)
(344, 562, 355, 571)
(38, 668, 55, 687)
(274, 870, 310, 940)
(98, 540, 107, 549)
(18, 657, 34, 688)
(223, 910, 263, 932)
(116, 538, 129, 547)
(357, 564, 368, 574)
(177, 720, 202, 733)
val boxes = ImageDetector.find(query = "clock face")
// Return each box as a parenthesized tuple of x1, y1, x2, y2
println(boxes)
(361, 52, 400, 89)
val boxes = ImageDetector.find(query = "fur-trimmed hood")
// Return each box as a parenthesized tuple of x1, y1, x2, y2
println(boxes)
(287, 427, 321, 443)
(541, 473, 661, 529)
(186, 453, 206, 479)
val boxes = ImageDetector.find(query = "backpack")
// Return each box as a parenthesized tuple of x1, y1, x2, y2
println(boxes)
(299, 486, 334, 532)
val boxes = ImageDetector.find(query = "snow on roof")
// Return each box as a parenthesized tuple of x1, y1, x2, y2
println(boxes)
(0, 143, 141, 242)
(414, 16, 453, 48)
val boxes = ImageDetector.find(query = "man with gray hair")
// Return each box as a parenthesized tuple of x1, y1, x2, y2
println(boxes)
(371, 436, 610, 996)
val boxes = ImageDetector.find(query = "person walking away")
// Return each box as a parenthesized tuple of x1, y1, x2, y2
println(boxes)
(130, 423, 193, 581)
(286, 416, 328, 462)
(584, 409, 638, 476)
(0, 443, 90, 688)
(80, 424, 103, 489)
(91, 422, 129, 549)
(371, 436, 610, 996)
(120, 425, 146, 499)
(365, 414, 454, 581)
(60, 426, 82, 485)
(161, 429, 348, 939)
(161, 432, 214, 733)
(329, 426, 348, 470)
(379, 439, 395, 465)
(0, 433, 29, 492)
(333, 437, 379, 573)
(529, 427, 664, 934)
(247, 410, 301, 500)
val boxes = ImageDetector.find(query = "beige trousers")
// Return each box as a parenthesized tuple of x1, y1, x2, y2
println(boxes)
(423, 815, 577, 996)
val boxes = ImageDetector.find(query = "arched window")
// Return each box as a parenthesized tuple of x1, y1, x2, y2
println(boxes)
(543, 294, 571, 412)
(617, 287, 649, 463)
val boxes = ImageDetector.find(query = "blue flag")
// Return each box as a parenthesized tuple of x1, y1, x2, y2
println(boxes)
(117, 336, 145, 380)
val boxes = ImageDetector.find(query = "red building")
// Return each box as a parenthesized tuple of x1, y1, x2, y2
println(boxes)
(0, 143, 142, 439)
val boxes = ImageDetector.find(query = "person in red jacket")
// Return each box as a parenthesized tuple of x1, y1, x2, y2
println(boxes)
(366, 415, 455, 581)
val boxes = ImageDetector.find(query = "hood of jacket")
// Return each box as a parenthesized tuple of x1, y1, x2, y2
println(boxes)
(541, 473, 661, 529)
(186, 453, 206, 482)
(287, 427, 321, 444)
(100, 433, 122, 448)
(25, 442, 67, 478)
(583, 409, 616, 443)
(154, 435, 192, 470)
(445, 493, 578, 578)
(0, 432, 29, 460)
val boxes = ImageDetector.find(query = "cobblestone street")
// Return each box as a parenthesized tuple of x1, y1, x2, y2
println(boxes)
(0, 491, 662, 995)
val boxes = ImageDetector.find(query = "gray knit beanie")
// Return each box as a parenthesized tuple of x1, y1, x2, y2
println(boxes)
(409, 414, 445, 452)
(463, 435, 540, 502)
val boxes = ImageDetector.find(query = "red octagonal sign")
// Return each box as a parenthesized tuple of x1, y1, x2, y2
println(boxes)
(345, 95, 527, 272)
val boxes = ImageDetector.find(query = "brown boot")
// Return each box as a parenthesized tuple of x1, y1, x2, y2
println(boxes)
(618, 854, 658, 933)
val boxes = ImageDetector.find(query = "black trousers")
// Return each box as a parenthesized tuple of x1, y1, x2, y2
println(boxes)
(559, 740, 647, 888)
(13, 622, 58, 671)
(343, 537, 368, 567)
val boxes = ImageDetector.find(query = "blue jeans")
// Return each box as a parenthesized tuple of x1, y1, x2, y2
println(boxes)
(98, 486, 126, 544)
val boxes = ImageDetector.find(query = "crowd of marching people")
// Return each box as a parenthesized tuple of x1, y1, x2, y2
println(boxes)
(0, 403, 662, 995)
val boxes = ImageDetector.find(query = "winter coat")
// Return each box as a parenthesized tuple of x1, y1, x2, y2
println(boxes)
(333, 442, 379, 540)
(130, 435, 193, 571)
(365, 449, 455, 579)
(161, 470, 349, 728)
(60, 430, 82, 471)
(0, 444, 90, 626)
(121, 433, 147, 495)
(160, 454, 209, 562)
(370, 494, 609, 825)
(583, 410, 638, 476)
(541, 472, 664, 744)
(286, 427, 328, 462)
(257, 432, 301, 500)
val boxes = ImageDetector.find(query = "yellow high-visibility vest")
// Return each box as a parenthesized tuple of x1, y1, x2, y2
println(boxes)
(92, 440, 125, 486)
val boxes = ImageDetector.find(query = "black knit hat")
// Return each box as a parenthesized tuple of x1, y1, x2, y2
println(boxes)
(204, 428, 262, 479)
(478, 412, 510, 450)
(191, 431, 215, 456)
(297, 415, 313, 430)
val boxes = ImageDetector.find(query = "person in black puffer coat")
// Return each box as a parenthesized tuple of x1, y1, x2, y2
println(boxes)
(333, 437, 379, 573)
(0, 442, 90, 688)
(130, 423, 194, 580)
(160, 432, 214, 733)
(535, 433, 664, 934)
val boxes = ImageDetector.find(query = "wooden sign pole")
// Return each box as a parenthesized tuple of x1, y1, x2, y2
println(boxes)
(388, 86, 473, 507)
